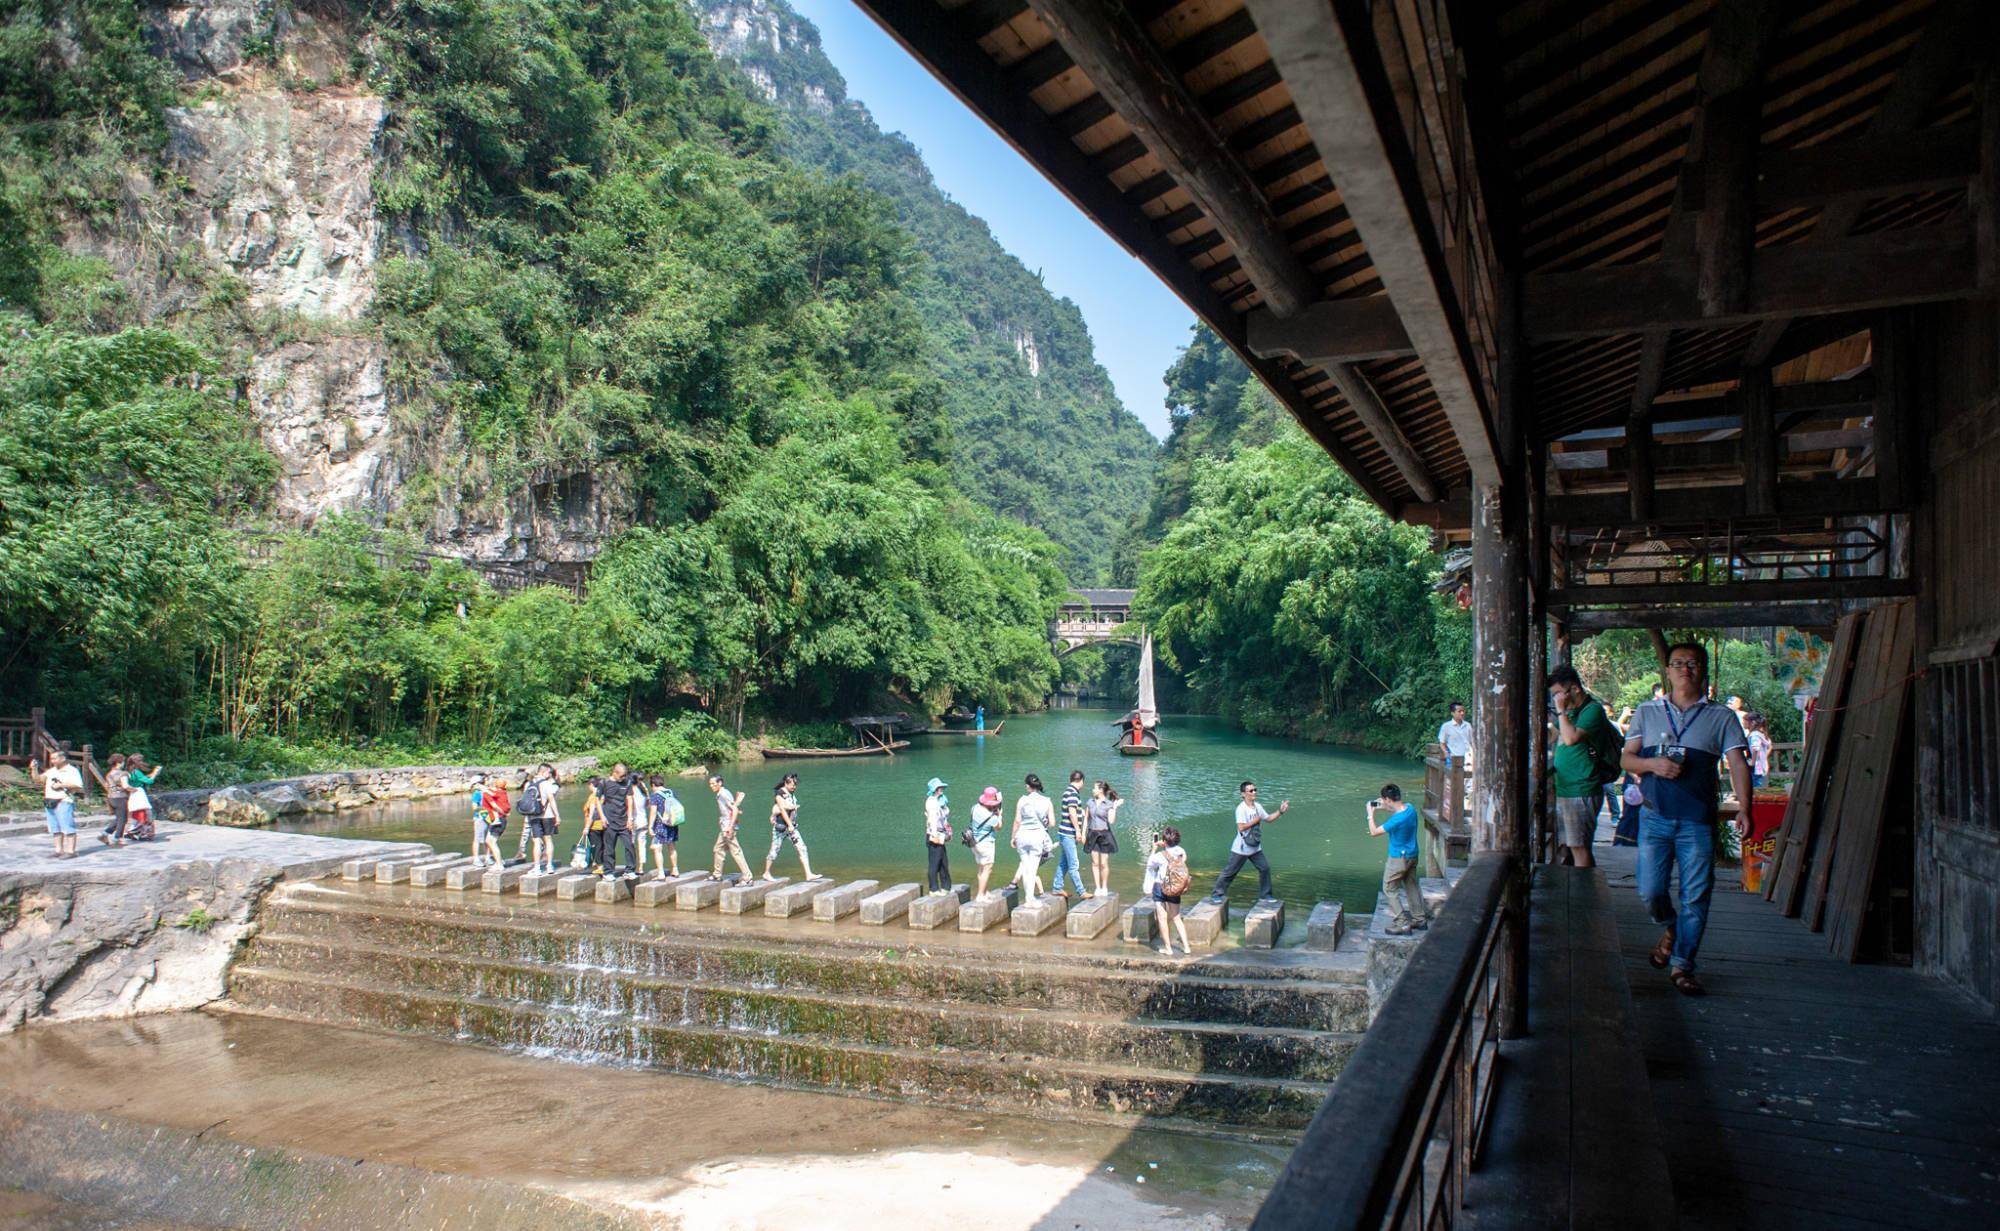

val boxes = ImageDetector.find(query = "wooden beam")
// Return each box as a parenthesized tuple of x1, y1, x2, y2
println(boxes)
(1550, 576, 1915, 607)
(1025, 0, 1317, 316)
(1547, 479, 1898, 525)
(1565, 603, 1839, 633)
(1873, 311, 1915, 510)
(1245, 297, 1414, 364)
(1523, 221, 1977, 338)
(1977, 69, 1999, 294)
(1692, 0, 1777, 318)
(849, 0, 1399, 512)
(1626, 338, 1665, 520)
(1325, 362, 1439, 502)
(1244, 0, 1501, 482)
(1740, 368, 1777, 515)
(1737, 123, 1978, 211)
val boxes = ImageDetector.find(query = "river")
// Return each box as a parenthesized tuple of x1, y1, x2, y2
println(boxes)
(277, 709, 1421, 920)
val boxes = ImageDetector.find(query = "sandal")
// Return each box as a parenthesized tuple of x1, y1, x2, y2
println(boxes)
(1649, 931, 1674, 970)
(1670, 969, 1705, 996)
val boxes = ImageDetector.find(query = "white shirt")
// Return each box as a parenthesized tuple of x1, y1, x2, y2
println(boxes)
(42, 764, 82, 802)
(1438, 719, 1474, 759)
(924, 794, 950, 842)
(1144, 844, 1188, 893)
(1232, 801, 1270, 856)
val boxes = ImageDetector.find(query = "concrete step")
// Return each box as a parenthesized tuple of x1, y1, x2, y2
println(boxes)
(223, 966, 1334, 1134)
(256, 894, 1368, 1030)
(236, 935, 1359, 1081)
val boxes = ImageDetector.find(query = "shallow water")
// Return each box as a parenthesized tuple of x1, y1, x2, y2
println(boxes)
(277, 709, 1420, 918)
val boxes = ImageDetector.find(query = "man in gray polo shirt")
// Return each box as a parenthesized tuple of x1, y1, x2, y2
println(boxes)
(1621, 641, 1752, 997)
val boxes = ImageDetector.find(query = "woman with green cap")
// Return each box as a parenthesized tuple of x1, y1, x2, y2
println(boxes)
(923, 777, 952, 891)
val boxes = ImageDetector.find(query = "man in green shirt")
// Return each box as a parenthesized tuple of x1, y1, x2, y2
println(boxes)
(1549, 664, 1620, 868)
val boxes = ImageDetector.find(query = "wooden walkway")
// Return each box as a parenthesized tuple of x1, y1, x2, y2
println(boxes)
(1599, 845, 2000, 1230)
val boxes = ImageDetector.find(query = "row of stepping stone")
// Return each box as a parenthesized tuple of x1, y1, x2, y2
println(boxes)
(336, 850, 1336, 949)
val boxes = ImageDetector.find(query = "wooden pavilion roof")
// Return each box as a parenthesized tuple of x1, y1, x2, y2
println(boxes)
(856, 0, 1992, 523)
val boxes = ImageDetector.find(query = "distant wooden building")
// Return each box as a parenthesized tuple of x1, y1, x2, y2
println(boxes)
(860, 1, 1999, 1224)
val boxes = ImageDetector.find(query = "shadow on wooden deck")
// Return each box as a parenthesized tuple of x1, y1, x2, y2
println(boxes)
(1598, 844, 2000, 1231)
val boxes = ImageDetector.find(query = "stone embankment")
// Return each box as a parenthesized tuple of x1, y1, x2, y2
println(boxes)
(155, 757, 599, 826)
(0, 821, 426, 1033)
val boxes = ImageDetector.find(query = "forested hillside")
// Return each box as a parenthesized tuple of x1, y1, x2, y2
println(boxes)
(699, 0, 1159, 584)
(0, 0, 1068, 770)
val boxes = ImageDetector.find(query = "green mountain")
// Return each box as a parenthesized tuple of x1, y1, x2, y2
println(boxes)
(698, 0, 1160, 584)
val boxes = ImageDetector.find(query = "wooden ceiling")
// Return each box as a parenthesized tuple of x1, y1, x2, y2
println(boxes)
(856, 0, 1992, 518)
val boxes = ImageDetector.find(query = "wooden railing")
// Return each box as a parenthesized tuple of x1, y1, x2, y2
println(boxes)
(1422, 745, 1473, 874)
(2, 707, 103, 794)
(1254, 853, 1516, 1230)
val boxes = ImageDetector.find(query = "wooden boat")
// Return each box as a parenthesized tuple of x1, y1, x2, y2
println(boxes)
(763, 740, 912, 759)
(1114, 634, 1163, 757)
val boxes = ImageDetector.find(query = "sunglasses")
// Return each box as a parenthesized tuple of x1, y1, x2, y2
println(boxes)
(1667, 659, 1701, 670)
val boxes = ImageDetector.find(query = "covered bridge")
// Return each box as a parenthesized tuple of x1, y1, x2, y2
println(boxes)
(857, 1, 2000, 1226)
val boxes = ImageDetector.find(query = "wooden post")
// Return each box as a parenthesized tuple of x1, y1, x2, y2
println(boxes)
(1472, 477, 1530, 1037)
(1741, 367, 1778, 514)
(1874, 310, 1914, 509)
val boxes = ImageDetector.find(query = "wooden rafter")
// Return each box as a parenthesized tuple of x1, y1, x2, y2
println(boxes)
(1245, 0, 1501, 483)
(1324, 363, 1439, 503)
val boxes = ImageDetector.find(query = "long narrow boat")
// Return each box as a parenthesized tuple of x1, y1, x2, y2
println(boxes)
(916, 721, 1004, 737)
(762, 740, 913, 759)
(1116, 634, 1163, 757)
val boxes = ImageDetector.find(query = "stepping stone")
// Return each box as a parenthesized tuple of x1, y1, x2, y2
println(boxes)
(342, 852, 422, 881)
(1243, 898, 1286, 949)
(375, 854, 455, 884)
(905, 883, 971, 929)
(1182, 900, 1229, 947)
(676, 874, 741, 911)
(1009, 892, 1067, 937)
(413, 858, 480, 889)
(721, 876, 789, 914)
(958, 886, 1020, 933)
(1306, 901, 1346, 951)
(556, 873, 603, 901)
(595, 875, 633, 903)
(635, 872, 709, 908)
(1120, 900, 1157, 944)
(447, 859, 518, 890)
(765, 877, 832, 918)
(481, 863, 532, 894)
(812, 879, 881, 922)
(518, 871, 563, 897)
(1065, 892, 1122, 940)
(859, 882, 924, 925)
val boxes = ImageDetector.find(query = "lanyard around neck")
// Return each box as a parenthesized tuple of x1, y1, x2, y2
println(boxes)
(1665, 700, 1705, 743)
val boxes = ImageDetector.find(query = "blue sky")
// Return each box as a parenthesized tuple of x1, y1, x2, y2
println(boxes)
(791, 0, 1195, 439)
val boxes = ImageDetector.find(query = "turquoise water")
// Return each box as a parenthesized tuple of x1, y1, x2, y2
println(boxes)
(277, 710, 1420, 917)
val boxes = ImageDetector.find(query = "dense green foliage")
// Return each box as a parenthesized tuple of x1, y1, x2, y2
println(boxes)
(701, 0, 1159, 583)
(0, 0, 1068, 769)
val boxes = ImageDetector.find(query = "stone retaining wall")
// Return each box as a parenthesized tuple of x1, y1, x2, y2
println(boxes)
(155, 757, 599, 826)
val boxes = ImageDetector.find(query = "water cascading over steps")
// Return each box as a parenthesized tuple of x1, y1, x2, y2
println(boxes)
(223, 883, 1368, 1135)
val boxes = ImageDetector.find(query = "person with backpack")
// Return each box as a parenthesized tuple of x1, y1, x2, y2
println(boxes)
(1549, 663, 1622, 869)
(1144, 826, 1194, 957)
(648, 776, 685, 879)
(923, 777, 952, 892)
(1367, 784, 1429, 935)
(966, 786, 1003, 897)
(519, 764, 560, 875)
(480, 777, 513, 869)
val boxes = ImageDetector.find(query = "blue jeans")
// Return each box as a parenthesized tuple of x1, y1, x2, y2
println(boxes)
(1053, 834, 1086, 896)
(1636, 807, 1715, 974)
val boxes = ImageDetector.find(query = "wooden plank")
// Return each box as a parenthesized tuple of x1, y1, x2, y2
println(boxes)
(1549, 577, 1914, 608)
(1024, 0, 1318, 316)
(1244, 298, 1414, 364)
(1825, 601, 1917, 960)
(1801, 607, 1900, 931)
(1548, 478, 1897, 525)
(1244, 0, 1501, 483)
(1740, 368, 1776, 515)
(1767, 611, 1863, 910)
(1566, 603, 1836, 634)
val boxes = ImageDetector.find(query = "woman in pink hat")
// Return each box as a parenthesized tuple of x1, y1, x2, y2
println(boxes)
(969, 786, 1004, 896)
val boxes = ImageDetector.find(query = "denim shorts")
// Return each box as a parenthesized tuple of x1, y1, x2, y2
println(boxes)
(45, 800, 77, 835)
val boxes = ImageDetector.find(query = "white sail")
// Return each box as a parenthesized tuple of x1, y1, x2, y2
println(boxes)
(1136, 633, 1158, 727)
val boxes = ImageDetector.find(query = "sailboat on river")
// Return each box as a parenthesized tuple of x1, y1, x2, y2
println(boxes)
(1115, 633, 1162, 757)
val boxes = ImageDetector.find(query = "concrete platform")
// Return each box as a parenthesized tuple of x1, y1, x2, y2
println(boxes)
(677, 874, 741, 910)
(1121, 900, 1157, 944)
(445, 860, 508, 890)
(1243, 899, 1285, 949)
(594, 875, 632, 903)
(555, 873, 601, 901)
(764, 877, 832, 918)
(0, 821, 425, 888)
(1305, 901, 1345, 951)
(518, 871, 562, 897)
(480, 863, 531, 894)
(1182, 900, 1228, 947)
(377, 854, 461, 885)
(905, 884, 970, 929)
(1066, 892, 1121, 940)
(859, 882, 923, 925)
(958, 886, 1019, 932)
(720, 876, 788, 914)
(635, 871, 708, 907)
(1009, 892, 1067, 937)
(811, 879, 880, 922)
(411, 857, 477, 889)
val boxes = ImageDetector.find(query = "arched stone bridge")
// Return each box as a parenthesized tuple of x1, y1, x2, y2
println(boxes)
(1053, 589, 1140, 655)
